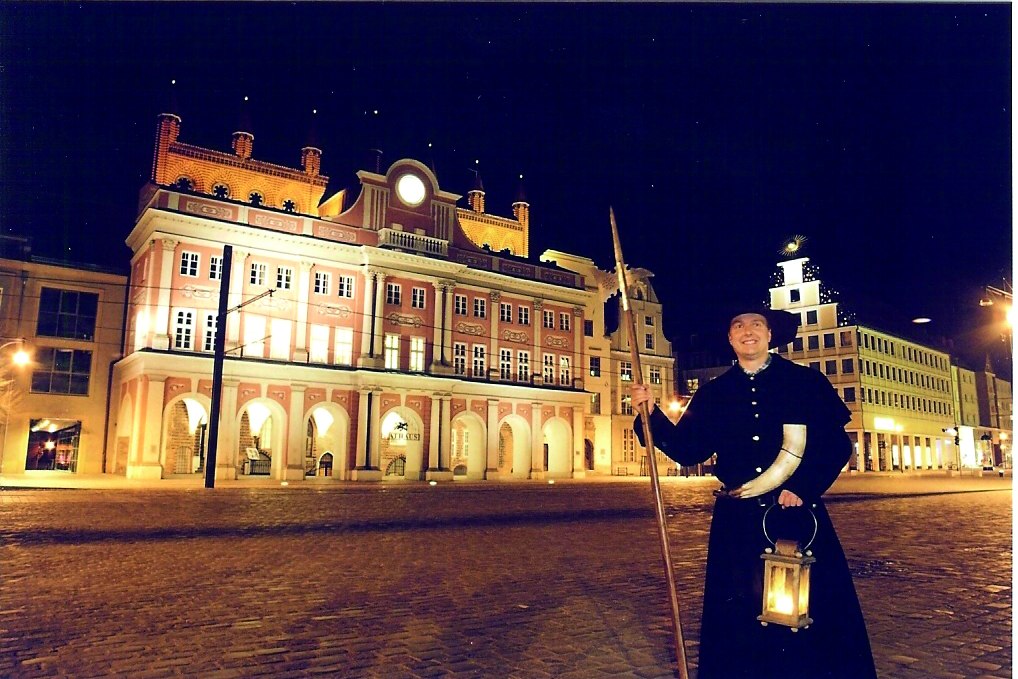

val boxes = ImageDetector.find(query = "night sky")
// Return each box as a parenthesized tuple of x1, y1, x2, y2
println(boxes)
(0, 3, 1011, 369)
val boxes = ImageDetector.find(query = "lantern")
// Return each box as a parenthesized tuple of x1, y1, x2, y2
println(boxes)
(758, 538, 814, 630)
(758, 504, 817, 631)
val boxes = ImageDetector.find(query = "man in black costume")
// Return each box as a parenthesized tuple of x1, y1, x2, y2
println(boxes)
(632, 307, 876, 679)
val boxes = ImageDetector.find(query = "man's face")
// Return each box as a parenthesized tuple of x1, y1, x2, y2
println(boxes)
(728, 313, 772, 361)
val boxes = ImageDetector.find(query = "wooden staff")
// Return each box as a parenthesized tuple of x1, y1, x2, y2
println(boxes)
(610, 207, 690, 679)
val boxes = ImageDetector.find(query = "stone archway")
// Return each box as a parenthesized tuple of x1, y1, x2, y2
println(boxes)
(161, 394, 210, 475)
(237, 398, 287, 479)
(498, 414, 532, 479)
(451, 411, 486, 479)
(543, 416, 572, 478)
(379, 406, 425, 480)
(305, 403, 351, 480)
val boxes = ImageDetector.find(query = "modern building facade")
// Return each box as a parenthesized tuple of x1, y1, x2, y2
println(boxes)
(0, 246, 127, 475)
(108, 111, 596, 482)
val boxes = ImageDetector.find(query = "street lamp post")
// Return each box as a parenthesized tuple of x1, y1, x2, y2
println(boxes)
(0, 338, 31, 475)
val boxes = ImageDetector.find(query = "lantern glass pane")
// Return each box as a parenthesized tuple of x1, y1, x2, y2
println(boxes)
(798, 563, 811, 614)
(766, 564, 795, 615)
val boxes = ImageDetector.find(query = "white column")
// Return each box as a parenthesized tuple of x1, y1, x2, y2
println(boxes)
(572, 306, 584, 389)
(372, 272, 387, 359)
(127, 374, 166, 479)
(442, 283, 455, 365)
(486, 398, 499, 475)
(285, 384, 307, 480)
(531, 400, 543, 476)
(226, 249, 249, 349)
(572, 406, 585, 476)
(439, 395, 451, 470)
(533, 300, 543, 385)
(152, 239, 177, 350)
(215, 379, 239, 481)
(368, 388, 382, 469)
(489, 291, 501, 380)
(294, 260, 313, 362)
(430, 281, 445, 370)
(428, 393, 441, 470)
(358, 269, 376, 366)
(355, 388, 369, 468)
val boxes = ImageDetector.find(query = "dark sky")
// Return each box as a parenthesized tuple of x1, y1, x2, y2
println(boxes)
(0, 3, 1011, 367)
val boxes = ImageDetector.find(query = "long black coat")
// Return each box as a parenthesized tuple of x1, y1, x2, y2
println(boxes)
(636, 355, 875, 679)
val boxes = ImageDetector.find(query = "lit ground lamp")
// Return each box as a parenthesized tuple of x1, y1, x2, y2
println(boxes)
(758, 506, 817, 631)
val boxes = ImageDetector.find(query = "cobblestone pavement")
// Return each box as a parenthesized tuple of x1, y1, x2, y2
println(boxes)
(0, 475, 1010, 678)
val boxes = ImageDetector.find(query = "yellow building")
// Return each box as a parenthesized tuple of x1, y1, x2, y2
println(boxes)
(0, 244, 127, 475)
(771, 255, 959, 472)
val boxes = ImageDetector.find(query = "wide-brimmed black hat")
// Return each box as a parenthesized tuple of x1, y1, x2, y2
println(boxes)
(723, 304, 800, 348)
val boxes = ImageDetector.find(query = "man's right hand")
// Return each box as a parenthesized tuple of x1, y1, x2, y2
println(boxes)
(630, 384, 655, 413)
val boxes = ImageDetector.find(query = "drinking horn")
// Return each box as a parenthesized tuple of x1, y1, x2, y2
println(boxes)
(729, 424, 807, 498)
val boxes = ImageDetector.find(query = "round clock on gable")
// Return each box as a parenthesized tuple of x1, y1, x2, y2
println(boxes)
(395, 173, 426, 207)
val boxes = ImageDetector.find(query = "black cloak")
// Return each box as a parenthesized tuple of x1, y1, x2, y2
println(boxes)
(636, 354, 876, 679)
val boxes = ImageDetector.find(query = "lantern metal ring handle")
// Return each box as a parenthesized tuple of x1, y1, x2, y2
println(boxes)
(762, 504, 818, 552)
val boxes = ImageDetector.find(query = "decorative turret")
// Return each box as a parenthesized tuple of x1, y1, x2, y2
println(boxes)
(512, 174, 530, 229)
(151, 80, 181, 184)
(301, 108, 322, 176)
(232, 96, 254, 160)
(467, 168, 485, 213)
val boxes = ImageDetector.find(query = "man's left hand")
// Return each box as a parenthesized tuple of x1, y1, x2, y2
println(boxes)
(778, 489, 803, 508)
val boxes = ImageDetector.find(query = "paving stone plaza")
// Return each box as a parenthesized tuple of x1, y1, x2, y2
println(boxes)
(0, 475, 1011, 678)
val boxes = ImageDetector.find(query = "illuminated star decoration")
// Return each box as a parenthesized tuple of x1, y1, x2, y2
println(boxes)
(778, 235, 808, 257)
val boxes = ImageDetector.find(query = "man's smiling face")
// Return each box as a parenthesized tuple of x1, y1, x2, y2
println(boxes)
(728, 313, 772, 363)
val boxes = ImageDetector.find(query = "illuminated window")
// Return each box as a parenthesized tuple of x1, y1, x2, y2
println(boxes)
(243, 315, 266, 358)
(620, 361, 632, 381)
(559, 312, 571, 331)
(411, 287, 426, 309)
(410, 337, 425, 372)
(500, 303, 512, 323)
(500, 348, 512, 379)
(384, 334, 400, 369)
(687, 378, 699, 394)
(591, 392, 601, 415)
(453, 343, 467, 375)
(623, 428, 635, 461)
(840, 331, 853, 347)
(543, 310, 554, 329)
(621, 394, 633, 416)
(310, 325, 329, 363)
(454, 295, 467, 315)
(589, 356, 601, 377)
(269, 318, 291, 360)
(179, 251, 199, 277)
(333, 328, 353, 366)
(473, 297, 486, 318)
(559, 356, 571, 385)
(276, 266, 293, 290)
(212, 183, 230, 199)
(649, 366, 661, 384)
(518, 306, 530, 325)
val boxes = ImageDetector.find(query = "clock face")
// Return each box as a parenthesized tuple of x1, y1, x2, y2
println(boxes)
(395, 174, 426, 207)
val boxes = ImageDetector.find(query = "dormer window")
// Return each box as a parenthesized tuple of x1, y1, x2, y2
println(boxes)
(282, 199, 296, 213)
(212, 183, 230, 199)
(249, 191, 264, 206)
